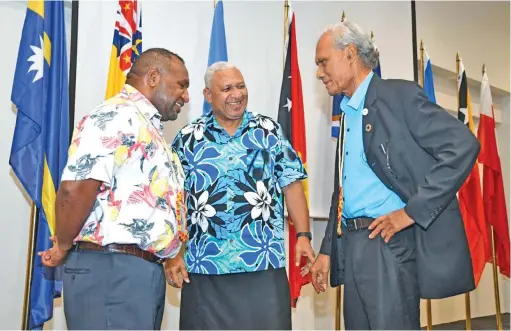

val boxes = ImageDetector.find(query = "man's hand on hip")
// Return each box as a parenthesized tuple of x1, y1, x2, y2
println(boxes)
(310, 253, 330, 294)
(164, 247, 189, 288)
(368, 208, 415, 243)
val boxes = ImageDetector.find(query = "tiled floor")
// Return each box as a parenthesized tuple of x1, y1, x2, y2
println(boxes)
(424, 313, 510, 330)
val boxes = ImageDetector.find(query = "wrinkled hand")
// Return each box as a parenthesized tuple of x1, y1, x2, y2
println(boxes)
(164, 253, 189, 288)
(38, 236, 70, 267)
(368, 208, 414, 243)
(309, 253, 330, 294)
(296, 237, 315, 277)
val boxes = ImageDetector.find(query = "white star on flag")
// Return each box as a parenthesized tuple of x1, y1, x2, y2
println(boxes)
(284, 98, 292, 112)
(27, 35, 44, 83)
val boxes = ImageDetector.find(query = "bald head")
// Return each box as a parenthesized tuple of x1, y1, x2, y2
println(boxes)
(125, 48, 190, 122)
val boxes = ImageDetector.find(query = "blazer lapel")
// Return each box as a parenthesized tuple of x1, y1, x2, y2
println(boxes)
(362, 75, 381, 156)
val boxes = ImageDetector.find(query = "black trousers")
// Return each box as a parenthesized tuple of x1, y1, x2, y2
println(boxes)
(63, 250, 166, 330)
(341, 225, 420, 330)
(179, 267, 291, 330)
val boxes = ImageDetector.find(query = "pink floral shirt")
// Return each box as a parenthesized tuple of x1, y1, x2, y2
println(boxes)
(61, 85, 186, 259)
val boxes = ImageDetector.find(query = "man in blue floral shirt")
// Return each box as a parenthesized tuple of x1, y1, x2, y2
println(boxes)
(169, 62, 315, 330)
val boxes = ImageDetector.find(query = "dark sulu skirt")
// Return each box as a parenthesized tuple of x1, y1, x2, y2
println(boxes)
(179, 267, 292, 330)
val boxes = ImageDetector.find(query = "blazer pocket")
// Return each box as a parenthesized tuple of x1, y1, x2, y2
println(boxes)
(64, 267, 91, 274)
(380, 139, 399, 179)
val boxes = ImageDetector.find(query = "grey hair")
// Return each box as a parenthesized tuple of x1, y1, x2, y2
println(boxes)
(324, 21, 380, 70)
(204, 61, 238, 89)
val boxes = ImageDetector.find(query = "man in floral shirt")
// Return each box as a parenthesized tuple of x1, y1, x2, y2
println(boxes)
(38, 48, 190, 329)
(170, 62, 315, 330)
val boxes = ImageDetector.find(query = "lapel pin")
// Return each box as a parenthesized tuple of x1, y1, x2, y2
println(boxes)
(365, 124, 372, 132)
(362, 108, 369, 116)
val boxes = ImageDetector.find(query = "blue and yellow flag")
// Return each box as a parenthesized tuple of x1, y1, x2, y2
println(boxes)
(105, 0, 142, 99)
(9, 0, 69, 328)
(203, 0, 228, 116)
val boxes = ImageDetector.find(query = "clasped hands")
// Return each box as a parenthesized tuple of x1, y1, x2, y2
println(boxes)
(308, 208, 414, 293)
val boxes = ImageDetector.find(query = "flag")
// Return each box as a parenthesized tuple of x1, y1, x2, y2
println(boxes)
(422, 49, 436, 103)
(9, 0, 70, 328)
(105, 0, 142, 99)
(277, 4, 311, 308)
(456, 56, 490, 287)
(477, 70, 510, 278)
(331, 94, 343, 138)
(331, 31, 381, 138)
(203, 0, 228, 115)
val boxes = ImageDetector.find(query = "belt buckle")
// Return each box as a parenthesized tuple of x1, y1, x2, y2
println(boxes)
(353, 218, 360, 230)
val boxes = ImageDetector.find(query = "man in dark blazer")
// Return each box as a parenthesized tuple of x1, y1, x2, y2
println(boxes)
(309, 20, 479, 330)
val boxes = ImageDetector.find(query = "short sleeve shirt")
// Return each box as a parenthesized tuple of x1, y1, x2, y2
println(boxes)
(61, 84, 185, 259)
(171, 110, 307, 274)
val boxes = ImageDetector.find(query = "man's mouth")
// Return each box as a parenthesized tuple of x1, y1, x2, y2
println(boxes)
(174, 102, 184, 112)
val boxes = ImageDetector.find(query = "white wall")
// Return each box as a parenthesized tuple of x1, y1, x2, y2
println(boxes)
(416, 1, 510, 92)
(1, 0, 509, 330)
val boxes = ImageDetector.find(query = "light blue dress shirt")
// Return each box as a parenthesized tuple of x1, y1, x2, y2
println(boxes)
(341, 71, 405, 221)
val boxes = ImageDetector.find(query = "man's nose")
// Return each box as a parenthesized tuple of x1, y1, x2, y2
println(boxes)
(230, 90, 243, 99)
(316, 67, 324, 80)
(182, 89, 190, 103)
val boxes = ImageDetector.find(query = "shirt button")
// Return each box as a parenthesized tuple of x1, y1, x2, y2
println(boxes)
(343, 175, 346, 179)
(229, 239, 233, 243)
(229, 217, 233, 222)
(229, 157, 233, 161)
(346, 151, 348, 155)
(347, 128, 350, 132)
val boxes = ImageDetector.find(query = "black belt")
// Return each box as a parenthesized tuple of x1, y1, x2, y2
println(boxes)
(344, 217, 375, 231)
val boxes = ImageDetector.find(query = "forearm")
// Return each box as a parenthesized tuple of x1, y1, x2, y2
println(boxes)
(283, 181, 310, 233)
(403, 84, 481, 229)
(55, 180, 101, 249)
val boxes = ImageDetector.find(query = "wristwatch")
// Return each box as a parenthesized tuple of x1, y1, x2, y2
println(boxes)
(296, 232, 312, 241)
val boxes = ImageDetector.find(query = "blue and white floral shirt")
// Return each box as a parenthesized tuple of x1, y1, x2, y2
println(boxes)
(171, 110, 307, 275)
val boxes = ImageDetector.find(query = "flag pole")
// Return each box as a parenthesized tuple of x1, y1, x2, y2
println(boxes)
(490, 226, 503, 330)
(213, 0, 216, 8)
(419, 39, 433, 331)
(283, 0, 289, 69)
(21, 203, 37, 329)
(457, 51, 472, 331)
(484, 62, 503, 331)
(419, 39, 424, 87)
(334, 12, 345, 331)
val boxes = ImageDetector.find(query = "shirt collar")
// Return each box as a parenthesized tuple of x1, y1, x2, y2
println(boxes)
(122, 84, 164, 133)
(341, 71, 374, 111)
(205, 109, 253, 137)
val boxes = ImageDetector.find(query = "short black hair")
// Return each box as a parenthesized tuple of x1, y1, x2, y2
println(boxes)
(127, 48, 185, 79)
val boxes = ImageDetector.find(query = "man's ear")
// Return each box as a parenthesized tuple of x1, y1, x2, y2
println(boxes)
(203, 88, 213, 104)
(147, 68, 160, 88)
(346, 45, 357, 64)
